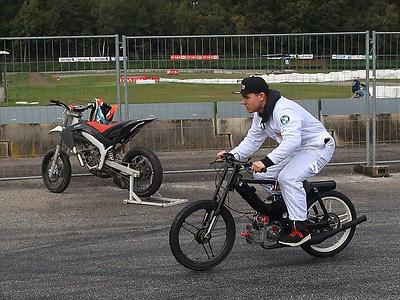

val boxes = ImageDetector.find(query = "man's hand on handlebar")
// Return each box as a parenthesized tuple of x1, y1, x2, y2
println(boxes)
(251, 160, 267, 173)
(216, 150, 227, 159)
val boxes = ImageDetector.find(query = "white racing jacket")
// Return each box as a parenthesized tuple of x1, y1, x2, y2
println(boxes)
(231, 95, 332, 164)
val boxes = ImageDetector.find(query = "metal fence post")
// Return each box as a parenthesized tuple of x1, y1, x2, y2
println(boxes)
(122, 35, 129, 120)
(365, 31, 371, 166)
(371, 31, 377, 166)
(213, 101, 218, 135)
(115, 34, 122, 121)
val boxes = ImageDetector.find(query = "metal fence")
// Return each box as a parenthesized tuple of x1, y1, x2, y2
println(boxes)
(2, 31, 400, 179)
(122, 33, 369, 71)
(0, 35, 122, 118)
(370, 32, 400, 164)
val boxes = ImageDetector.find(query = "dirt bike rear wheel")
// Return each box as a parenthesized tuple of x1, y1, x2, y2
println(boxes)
(169, 200, 236, 271)
(41, 149, 72, 193)
(301, 191, 356, 257)
(122, 147, 163, 198)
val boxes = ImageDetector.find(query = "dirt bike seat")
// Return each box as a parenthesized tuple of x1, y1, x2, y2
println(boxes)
(102, 121, 130, 138)
(104, 118, 156, 143)
(86, 121, 129, 134)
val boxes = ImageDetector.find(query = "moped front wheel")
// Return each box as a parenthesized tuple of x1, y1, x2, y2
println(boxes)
(41, 148, 72, 193)
(169, 200, 236, 271)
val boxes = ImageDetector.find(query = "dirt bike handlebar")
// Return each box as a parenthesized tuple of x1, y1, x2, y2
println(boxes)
(50, 99, 69, 109)
(49, 99, 94, 112)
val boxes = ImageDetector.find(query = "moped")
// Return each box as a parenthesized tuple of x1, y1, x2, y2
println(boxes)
(169, 153, 366, 271)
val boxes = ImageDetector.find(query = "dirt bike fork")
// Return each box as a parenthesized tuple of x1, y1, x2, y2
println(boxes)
(49, 143, 62, 177)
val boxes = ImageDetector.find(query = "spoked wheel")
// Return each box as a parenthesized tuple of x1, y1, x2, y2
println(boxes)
(301, 191, 356, 257)
(122, 147, 163, 197)
(41, 148, 72, 193)
(169, 200, 236, 271)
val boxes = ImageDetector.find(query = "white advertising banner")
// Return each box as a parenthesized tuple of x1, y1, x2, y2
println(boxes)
(59, 56, 124, 62)
(331, 54, 372, 60)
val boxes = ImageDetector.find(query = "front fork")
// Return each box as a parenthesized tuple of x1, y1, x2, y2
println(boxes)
(204, 214, 219, 237)
(49, 143, 62, 177)
(204, 166, 237, 238)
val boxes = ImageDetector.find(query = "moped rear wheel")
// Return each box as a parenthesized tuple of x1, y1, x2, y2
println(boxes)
(41, 149, 72, 193)
(301, 191, 356, 257)
(169, 200, 236, 271)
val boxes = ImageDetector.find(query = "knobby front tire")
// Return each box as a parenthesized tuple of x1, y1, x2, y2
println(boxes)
(41, 149, 72, 193)
(169, 200, 236, 271)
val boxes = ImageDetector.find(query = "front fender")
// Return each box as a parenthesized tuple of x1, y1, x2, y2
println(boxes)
(49, 125, 63, 134)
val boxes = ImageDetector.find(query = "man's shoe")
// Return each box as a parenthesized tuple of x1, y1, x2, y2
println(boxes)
(279, 228, 311, 247)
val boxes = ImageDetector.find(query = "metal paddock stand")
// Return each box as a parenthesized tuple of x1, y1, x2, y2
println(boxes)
(105, 160, 188, 207)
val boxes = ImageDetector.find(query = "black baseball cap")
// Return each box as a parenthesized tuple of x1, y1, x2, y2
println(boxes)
(233, 76, 270, 95)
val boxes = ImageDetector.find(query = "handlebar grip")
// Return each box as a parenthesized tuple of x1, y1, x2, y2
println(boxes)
(222, 152, 235, 159)
(50, 99, 69, 109)
(260, 167, 267, 173)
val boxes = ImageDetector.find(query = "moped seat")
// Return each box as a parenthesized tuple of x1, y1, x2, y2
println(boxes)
(303, 180, 336, 193)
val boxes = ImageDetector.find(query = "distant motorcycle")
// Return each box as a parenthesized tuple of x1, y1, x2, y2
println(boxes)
(41, 99, 163, 197)
(169, 153, 366, 271)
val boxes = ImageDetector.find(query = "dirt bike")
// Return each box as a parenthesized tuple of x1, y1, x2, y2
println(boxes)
(41, 99, 163, 197)
(169, 153, 367, 271)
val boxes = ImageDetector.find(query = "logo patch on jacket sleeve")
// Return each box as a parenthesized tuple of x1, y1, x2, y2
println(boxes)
(280, 115, 290, 125)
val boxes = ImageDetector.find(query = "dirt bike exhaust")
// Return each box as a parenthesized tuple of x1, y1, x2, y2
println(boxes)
(308, 215, 367, 245)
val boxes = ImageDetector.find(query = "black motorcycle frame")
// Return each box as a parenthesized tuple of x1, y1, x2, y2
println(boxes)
(204, 153, 366, 245)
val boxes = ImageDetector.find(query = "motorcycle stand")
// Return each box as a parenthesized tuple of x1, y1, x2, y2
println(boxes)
(105, 160, 188, 208)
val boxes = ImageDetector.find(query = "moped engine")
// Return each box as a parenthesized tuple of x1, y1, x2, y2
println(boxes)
(240, 213, 283, 247)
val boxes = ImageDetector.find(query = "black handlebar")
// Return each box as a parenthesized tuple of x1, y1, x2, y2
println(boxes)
(213, 153, 251, 170)
(49, 99, 93, 112)
(50, 99, 69, 109)
(214, 153, 267, 173)
(213, 153, 276, 184)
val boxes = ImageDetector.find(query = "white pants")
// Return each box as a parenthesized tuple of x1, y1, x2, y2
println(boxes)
(254, 138, 335, 221)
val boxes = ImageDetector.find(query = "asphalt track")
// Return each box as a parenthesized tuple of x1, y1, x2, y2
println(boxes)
(0, 153, 399, 299)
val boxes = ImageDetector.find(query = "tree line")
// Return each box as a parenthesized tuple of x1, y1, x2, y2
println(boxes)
(0, 0, 399, 38)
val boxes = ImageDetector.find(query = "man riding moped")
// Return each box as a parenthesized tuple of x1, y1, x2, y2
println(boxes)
(217, 76, 335, 246)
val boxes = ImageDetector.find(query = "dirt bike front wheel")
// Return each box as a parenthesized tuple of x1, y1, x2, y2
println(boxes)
(41, 148, 72, 193)
(169, 200, 236, 271)
(122, 147, 163, 198)
(301, 191, 356, 257)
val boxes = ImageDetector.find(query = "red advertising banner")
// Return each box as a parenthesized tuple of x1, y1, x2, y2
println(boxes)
(170, 54, 219, 60)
